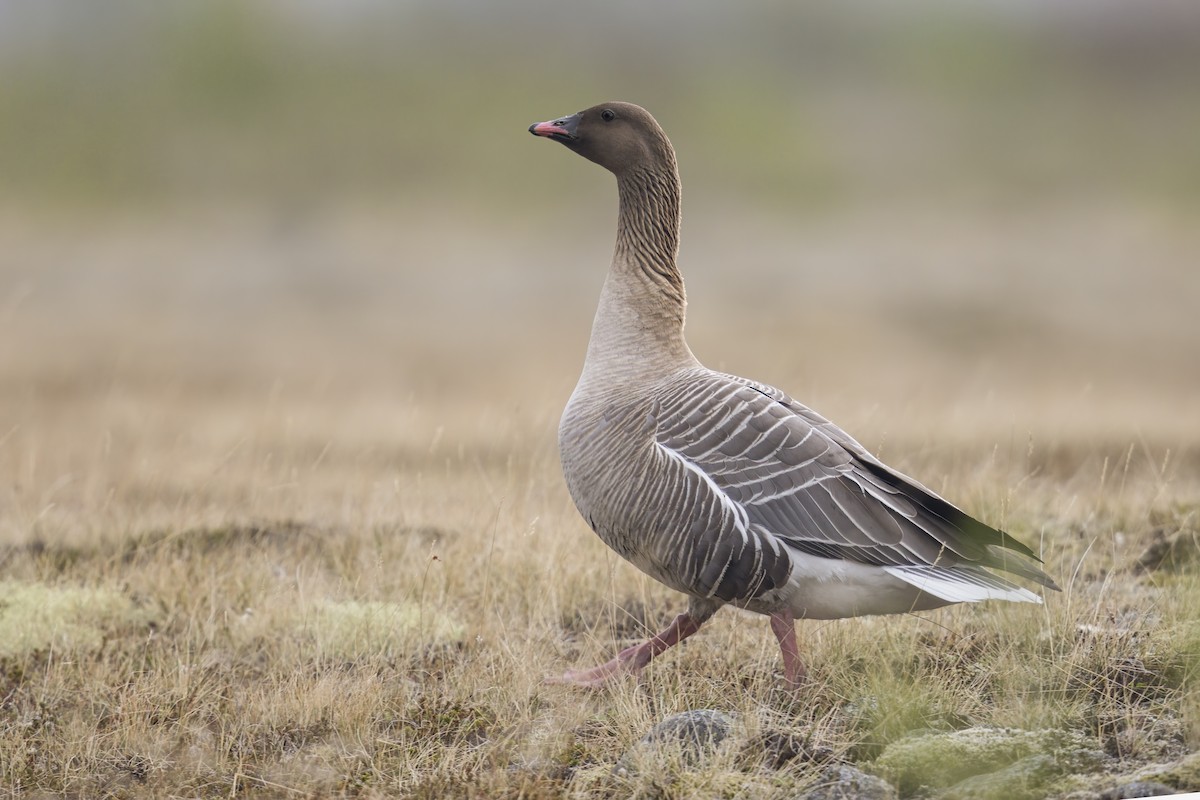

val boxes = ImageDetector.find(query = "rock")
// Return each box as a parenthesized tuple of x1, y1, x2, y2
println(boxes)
(1137, 751, 1200, 792)
(1134, 526, 1199, 572)
(1097, 781, 1177, 799)
(798, 765, 898, 800)
(613, 710, 739, 777)
(1075, 751, 1200, 799)
(868, 727, 1106, 797)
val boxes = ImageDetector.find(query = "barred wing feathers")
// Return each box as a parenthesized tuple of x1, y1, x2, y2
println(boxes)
(649, 369, 1059, 606)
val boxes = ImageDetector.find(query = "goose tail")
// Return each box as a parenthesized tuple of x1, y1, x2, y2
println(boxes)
(883, 565, 1044, 604)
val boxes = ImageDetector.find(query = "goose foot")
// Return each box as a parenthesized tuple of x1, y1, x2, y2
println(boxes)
(546, 611, 703, 688)
(544, 645, 647, 688)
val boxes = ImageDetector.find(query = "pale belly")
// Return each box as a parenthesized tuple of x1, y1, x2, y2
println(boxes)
(751, 551, 953, 620)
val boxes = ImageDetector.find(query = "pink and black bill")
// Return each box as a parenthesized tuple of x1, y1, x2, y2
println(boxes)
(529, 112, 581, 143)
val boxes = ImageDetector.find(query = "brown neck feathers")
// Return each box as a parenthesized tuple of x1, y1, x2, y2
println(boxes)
(614, 159, 686, 320)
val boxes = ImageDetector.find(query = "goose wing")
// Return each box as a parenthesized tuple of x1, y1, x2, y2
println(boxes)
(650, 370, 1058, 602)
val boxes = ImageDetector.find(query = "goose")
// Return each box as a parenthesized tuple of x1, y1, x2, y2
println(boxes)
(528, 101, 1058, 687)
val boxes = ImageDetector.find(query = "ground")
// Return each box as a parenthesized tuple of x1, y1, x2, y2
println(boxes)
(1, 208, 1197, 798)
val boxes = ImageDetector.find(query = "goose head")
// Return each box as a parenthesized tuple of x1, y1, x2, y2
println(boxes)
(529, 101, 674, 177)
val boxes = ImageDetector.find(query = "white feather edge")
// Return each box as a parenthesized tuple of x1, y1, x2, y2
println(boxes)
(883, 565, 1043, 604)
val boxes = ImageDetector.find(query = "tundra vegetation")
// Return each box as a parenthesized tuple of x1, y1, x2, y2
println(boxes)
(1, 4, 1198, 797)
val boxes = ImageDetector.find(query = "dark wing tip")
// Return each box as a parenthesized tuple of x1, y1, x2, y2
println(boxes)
(855, 457, 1046, 562)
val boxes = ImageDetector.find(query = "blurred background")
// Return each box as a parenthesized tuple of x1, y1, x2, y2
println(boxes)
(2, 0, 1198, 513)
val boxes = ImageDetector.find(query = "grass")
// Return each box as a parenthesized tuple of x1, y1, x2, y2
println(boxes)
(1, 8, 1198, 789)
(1, 209, 1197, 797)
(3, 496, 1196, 797)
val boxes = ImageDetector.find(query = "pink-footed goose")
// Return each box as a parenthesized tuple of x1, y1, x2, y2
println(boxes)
(529, 102, 1058, 687)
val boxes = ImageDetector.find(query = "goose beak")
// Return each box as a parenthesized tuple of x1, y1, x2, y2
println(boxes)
(529, 112, 580, 142)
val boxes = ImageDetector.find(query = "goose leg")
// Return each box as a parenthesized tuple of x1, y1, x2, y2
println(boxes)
(548, 609, 708, 688)
(769, 610, 806, 686)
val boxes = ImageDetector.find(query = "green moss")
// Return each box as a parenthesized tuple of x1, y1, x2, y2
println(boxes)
(940, 750, 1106, 800)
(305, 599, 464, 659)
(843, 687, 976, 763)
(868, 727, 1104, 797)
(0, 579, 155, 657)
(1144, 751, 1200, 791)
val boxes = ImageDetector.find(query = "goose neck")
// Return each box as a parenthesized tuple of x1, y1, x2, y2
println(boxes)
(579, 164, 696, 377)
(611, 165, 686, 320)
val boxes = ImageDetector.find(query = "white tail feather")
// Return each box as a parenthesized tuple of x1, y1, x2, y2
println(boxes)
(883, 566, 1043, 604)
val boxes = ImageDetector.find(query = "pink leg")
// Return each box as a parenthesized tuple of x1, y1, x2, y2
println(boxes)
(769, 610, 806, 687)
(547, 611, 705, 688)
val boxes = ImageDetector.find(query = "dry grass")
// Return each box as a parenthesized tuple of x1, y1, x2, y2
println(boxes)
(2, 6, 1198, 796)
(1, 209, 1198, 798)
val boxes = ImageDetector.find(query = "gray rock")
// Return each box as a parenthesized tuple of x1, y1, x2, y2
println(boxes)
(1134, 527, 1199, 572)
(799, 765, 898, 800)
(1075, 751, 1200, 799)
(1136, 749, 1200, 790)
(1098, 782, 1177, 799)
(614, 709, 739, 777)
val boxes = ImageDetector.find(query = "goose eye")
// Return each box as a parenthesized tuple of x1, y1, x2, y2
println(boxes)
(601, 109, 615, 122)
